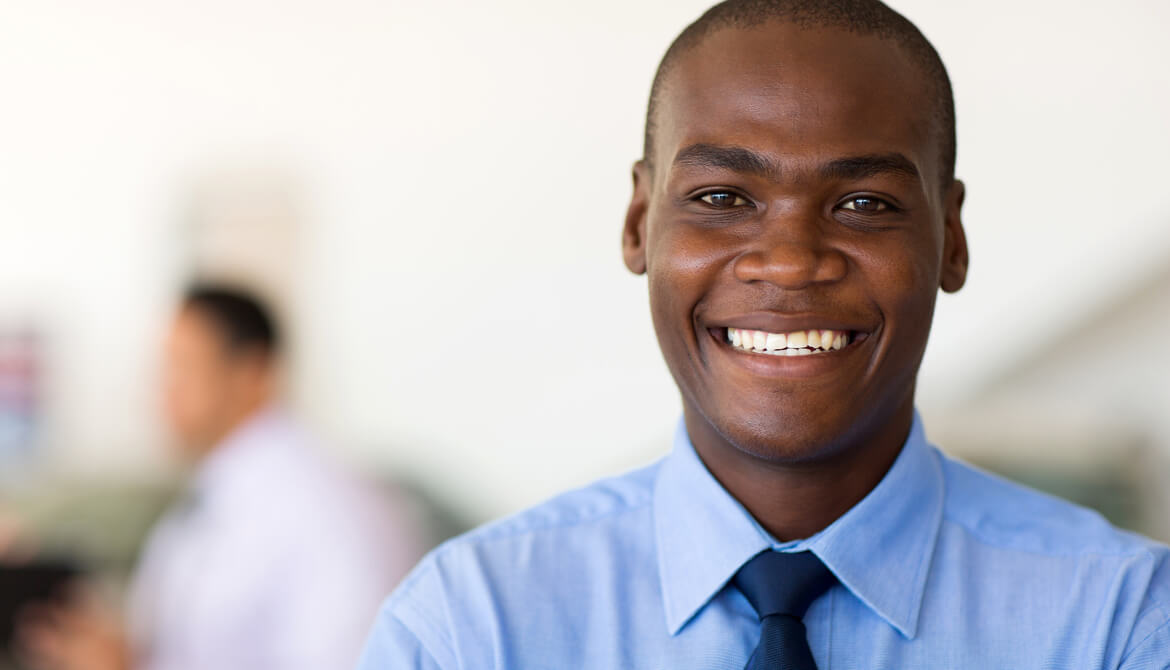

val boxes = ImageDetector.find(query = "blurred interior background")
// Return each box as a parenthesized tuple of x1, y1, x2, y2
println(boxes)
(1, 0, 1168, 607)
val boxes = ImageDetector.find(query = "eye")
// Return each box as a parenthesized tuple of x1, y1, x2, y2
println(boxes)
(698, 191, 749, 208)
(839, 196, 890, 213)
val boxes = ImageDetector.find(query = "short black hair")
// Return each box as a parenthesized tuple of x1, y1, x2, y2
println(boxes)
(644, 0, 956, 185)
(182, 283, 279, 358)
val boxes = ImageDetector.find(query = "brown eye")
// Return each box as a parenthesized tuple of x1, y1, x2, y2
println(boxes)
(699, 192, 749, 208)
(840, 197, 888, 213)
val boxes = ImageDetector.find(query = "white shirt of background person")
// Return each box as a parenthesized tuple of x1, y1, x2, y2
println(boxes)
(127, 407, 427, 670)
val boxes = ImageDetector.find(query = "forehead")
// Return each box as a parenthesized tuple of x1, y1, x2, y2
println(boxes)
(170, 307, 225, 352)
(656, 23, 938, 184)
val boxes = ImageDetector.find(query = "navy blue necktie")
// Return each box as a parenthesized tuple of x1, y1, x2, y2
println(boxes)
(734, 551, 837, 670)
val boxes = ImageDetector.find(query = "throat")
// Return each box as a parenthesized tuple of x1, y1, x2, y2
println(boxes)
(722, 462, 875, 542)
(682, 407, 912, 543)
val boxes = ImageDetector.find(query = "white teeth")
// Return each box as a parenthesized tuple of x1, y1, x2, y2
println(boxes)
(765, 332, 786, 350)
(726, 327, 851, 356)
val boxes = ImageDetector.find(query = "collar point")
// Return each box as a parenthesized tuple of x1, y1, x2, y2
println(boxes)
(662, 610, 691, 638)
(887, 609, 921, 641)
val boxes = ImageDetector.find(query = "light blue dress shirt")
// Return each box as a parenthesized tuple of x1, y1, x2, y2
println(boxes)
(357, 415, 1170, 668)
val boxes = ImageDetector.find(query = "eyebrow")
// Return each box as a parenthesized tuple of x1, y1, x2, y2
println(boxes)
(673, 144, 779, 178)
(671, 143, 922, 184)
(820, 153, 921, 182)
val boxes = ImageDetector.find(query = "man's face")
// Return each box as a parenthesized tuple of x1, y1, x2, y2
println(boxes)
(624, 24, 967, 464)
(162, 308, 251, 456)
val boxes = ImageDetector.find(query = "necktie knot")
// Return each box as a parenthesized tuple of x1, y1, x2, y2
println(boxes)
(733, 551, 837, 670)
(734, 550, 836, 620)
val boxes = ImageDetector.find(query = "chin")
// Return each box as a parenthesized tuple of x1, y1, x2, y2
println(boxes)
(723, 417, 840, 464)
(702, 394, 868, 465)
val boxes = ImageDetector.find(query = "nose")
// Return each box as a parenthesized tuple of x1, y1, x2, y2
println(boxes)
(732, 212, 847, 289)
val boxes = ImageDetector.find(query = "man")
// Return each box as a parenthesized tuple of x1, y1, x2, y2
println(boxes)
(356, 1, 1170, 668)
(23, 285, 427, 670)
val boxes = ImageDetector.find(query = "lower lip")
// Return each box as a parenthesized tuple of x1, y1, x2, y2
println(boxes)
(706, 328, 867, 379)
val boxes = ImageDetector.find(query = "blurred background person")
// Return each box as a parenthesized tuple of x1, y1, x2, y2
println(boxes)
(17, 284, 427, 670)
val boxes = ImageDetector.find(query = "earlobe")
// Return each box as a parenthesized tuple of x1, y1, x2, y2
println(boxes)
(622, 161, 650, 276)
(940, 179, 969, 294)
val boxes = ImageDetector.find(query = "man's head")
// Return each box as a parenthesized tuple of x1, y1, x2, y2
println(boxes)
(643, 0, 956, 188)
(623, 0, 968, 466)
(163, 284, 280, 458)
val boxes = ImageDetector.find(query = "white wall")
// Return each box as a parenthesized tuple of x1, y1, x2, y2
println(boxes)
(1, 0, 1167, 519)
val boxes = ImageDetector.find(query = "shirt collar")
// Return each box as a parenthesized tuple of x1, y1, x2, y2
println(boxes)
(191, 406, 292, 500)
(653, 412, 944, 639)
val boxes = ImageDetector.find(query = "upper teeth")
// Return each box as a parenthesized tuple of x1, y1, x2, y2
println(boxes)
(726, 327, 850, 355)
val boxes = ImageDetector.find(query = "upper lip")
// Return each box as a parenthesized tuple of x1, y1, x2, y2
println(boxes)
(704, 311, 875, 335)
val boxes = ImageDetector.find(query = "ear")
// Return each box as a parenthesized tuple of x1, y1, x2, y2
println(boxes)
(939, 179, 968, 293)
(622, 160, 650, 275)
(231, 350, 276, 398)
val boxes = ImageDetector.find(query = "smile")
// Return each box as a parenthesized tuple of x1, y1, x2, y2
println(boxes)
(725, 327, 851, 356)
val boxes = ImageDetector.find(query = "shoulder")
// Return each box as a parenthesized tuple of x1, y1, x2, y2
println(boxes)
(455, 461, 659, 544)
(936, 451, 1170, 651)
(399, 460, 658, 586)
(938, 452, 1165, 559)
(373, 463, 661, 648)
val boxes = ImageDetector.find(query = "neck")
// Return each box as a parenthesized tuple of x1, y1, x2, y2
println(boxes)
(686, 404, 913, 542)
(190, 398, 273, 462)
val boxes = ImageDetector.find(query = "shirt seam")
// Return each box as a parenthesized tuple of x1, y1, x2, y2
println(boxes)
(939, 513, 1161, 560)
(394, 595, 456, 667)
(438, 488, 655, 550)
(386, 559, 439, 610)
(388, 482, 657, 667)
(1119, 606, 1170, 666)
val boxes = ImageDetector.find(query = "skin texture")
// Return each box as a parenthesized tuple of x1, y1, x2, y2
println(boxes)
(623, 22, 968, 541)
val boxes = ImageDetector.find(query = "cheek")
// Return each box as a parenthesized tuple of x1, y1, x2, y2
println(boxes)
(853, 236, 941, 349)
(646, 223, 732, 340)
(165, 372, 221, 428)
(644, 221, 736, 393)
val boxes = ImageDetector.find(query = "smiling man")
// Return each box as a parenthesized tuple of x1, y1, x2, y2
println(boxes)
(356, 1, 1170, 668)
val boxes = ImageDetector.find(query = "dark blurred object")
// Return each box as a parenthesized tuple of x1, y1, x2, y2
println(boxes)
(0, 559, 80, 656)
